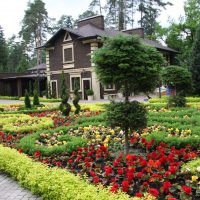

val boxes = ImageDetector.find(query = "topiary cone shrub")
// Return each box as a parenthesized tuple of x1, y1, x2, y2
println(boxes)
(24, 89, 31, 109)
(73, 79, 81, 115)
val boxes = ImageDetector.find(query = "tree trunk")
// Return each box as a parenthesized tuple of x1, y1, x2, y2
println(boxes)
(124, 127, 129, 155)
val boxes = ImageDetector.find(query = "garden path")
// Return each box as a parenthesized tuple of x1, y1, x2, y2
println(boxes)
(0, 172, 42, 200)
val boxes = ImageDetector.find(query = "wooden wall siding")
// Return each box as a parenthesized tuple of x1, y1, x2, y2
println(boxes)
(49, 31, 91, 72)
(74, 41, 91, 69)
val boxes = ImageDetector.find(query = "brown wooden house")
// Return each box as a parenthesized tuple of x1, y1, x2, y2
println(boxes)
(41, 15, 177, 100)
(0, 15, 177, 99)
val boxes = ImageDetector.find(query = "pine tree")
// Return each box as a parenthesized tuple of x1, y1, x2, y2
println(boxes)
(20, 0, 51, 64)
(0, 25, 8, 71)
(33, 80, 40, 106)
(24, 90, 31, 108)
(191, 23, 200, 95)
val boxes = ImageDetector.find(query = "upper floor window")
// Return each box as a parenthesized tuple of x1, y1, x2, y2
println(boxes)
(63, 44, 74, 63)
(104, 83, 115, 91)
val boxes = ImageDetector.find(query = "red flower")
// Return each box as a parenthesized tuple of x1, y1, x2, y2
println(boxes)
(110, 186, 118, 193)
(122, 180, 129, 188)
(181, 185, 192, 195)
(163, 181, 171, 192)
(34, 151, 41, 157)
(148, 188, 159, 197)
(135, 192, 143, 197)
(104, 165, 112, 176)
(18, 148, 23, 154)
(168, 198, 177, 200)
(93, 176, 100, 184)
(117, 167, 124, 175)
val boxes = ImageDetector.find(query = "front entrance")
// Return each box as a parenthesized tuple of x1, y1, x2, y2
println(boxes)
(82, 78, 91, 100)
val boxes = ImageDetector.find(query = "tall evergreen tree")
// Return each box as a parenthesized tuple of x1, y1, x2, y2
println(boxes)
(138, 0, 172, 37)
(20, 0, 51, 65)
(89, 0, 102, 15)
(0, 25, 8, 71)
(191, 24, 200, 95)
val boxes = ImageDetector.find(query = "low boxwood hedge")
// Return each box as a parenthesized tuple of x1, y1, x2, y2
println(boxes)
(0, 145, 155, 200)
(3, 117, 54, 134)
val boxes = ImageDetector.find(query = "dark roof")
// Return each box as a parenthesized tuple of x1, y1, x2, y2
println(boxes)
(27, 63, 46, 71)
(1, 74, 46, 80)
(42, 23, 177, 53)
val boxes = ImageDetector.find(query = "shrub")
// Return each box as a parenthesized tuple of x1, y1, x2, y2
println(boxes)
(181, 159, 200, 175)
(73, 79, 81, 115)
(107, 101, 147, 154)
(86, 89, 94, 96)
(168, 95, 187, 107)
(24, 90, 31, 109)
(33, 80, 40, 106)
(0, 145, 155, 200)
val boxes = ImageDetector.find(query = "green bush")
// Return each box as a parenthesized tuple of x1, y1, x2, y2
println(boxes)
(3, 117, 54, 133)
(167, 95, 187, 107)
(0, 145, 155, 200)
(86, 89, 94, 96)
(181, 159, 200, 175)
(19, 130, 87, 156)
(24, 90, 31, 109)
(0, 96, 19, 100)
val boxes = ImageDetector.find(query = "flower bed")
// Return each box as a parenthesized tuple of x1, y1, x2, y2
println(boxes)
(41, 136, 199, 200)
(0, 145, 155, 200)
(2, 117, 54, 133)
(19, 127, 87, 156)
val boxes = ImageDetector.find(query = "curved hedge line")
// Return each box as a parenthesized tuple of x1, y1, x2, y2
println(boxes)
(3, 117, 54, 133)
(0, 145, 155, 200)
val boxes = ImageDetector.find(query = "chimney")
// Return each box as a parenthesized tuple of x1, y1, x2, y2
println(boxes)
(77, 15, 104, 30)
(122, 28, 144, 38)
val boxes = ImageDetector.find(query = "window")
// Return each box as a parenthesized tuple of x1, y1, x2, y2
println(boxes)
(64, 48, 73, 62)
(70, 76, 81, 91)
(63, 32, 72, 42)
(104, 83, 115, 91)
(63, 44, 74, 64)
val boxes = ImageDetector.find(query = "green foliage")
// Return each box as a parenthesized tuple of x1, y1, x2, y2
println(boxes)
(107, 101, 147, 154)
(33, 80, 40, 106)
(0, 96, 19, 100)
(0, 25, 8, 71)
(73, 79, 81, 115)
(92, 34, 164, 101)
(16, 57, 29, 72)
(191, 23, 200, 95)
(0, 145, 154, 200)
(24, 90, 31, 109)
(167, 95, 187, 107)
(2, 117, 54, 134)
(86, 89, 94, 96)
(162, 65, 193, 95)
(107, 101, 147, 132)
(60, 71, 71, 116)
(19, 129, 87, 156)
(181, 159, 200, 175)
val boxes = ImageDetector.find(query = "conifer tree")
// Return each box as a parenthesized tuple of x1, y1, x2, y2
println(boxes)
(33, 80, 40, 106)
(24, 89, 31, 108)
(73, 79, 81, 115)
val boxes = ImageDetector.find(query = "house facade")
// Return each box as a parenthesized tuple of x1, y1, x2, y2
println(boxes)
(0, 15, 177, 99)
(42, 15, 177, 100)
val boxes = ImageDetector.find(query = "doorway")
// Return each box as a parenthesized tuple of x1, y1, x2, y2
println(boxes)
(82, 78, 91, 100)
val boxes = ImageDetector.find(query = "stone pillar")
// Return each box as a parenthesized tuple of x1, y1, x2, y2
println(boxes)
(46, 50, 51, 83)
(90, 42, 100, 100)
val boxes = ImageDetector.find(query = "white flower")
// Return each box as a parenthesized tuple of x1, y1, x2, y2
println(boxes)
(196, 166, 200, 172)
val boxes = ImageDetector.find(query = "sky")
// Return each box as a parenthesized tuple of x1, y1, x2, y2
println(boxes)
(0, 0, 185, 39)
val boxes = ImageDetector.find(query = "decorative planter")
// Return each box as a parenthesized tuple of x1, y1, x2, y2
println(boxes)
(87, 95, 94, 101)
(103, 94, 109, 100)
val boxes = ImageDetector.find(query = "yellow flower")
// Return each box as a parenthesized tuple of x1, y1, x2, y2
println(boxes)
(192, 175, 198, 182)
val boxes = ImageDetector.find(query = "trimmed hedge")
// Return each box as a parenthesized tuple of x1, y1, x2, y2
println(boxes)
(19, 121, 106, 156)
(19, 96, 61, 102)
(0, 96, 19, 100)
(3, 117, 54, 133)
(0, 145, 155, 200)
(181, 159, 200, 175)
